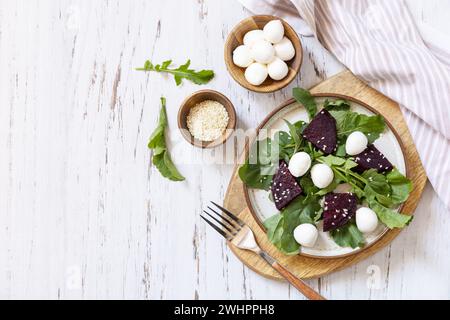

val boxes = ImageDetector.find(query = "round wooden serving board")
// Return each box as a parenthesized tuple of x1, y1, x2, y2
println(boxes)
(224, 70, 427, 280)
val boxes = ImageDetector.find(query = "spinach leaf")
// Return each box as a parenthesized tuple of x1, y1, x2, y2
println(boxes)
(148, 98, 185, 182)
(330, 223, 365, 249)
(239, 138, 276, 190)
(137, 60, 214, 86)
(293, 88, 317, 120)
(368, 200, 413, 229)
(264, 193, 322, 255)
(265, 214, 284, 245)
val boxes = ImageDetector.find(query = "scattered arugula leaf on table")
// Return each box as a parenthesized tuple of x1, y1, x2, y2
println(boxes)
(136, 60, 214, 86)
(148, 97, 185, 182)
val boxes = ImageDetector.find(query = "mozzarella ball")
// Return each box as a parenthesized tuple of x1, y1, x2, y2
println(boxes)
(288, 152, 311, 177)
(243, 29, 265, 48)
(356, 207, 379, 233)
(263, 20, 285, 44)
(274, 37, 296, 61)
(293, 224, 319, 248)
(346, 131, 368, 156)
(311, 164, 334, 189)
(233, 45, 254, 68)
(267, 58, 289, 80)
(245, 63, 268, 86)
(250, 40, 275, 64)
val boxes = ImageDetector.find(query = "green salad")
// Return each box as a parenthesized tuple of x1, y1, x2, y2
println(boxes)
(239, 88, 413, 255)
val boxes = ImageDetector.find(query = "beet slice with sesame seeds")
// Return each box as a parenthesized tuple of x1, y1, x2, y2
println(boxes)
(353, 144, 394, 174)
(271, 161, 303, 211)
(323, 193, 358, 232)
(302, 109, 337, 155)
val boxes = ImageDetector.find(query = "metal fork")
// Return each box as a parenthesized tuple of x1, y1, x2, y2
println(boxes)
(202, 201, 326, 300)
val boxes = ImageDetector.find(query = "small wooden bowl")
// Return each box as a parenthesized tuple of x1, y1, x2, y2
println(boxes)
(224, 15, 303, 93)
(178, 90, 237, 149)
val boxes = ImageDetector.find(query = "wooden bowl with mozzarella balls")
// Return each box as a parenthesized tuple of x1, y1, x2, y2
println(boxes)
(224, 15, 303, 93)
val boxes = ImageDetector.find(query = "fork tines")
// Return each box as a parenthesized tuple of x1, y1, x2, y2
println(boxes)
(201, 202, 245, 241)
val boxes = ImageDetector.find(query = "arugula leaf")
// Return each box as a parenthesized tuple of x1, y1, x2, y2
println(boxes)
(386, 169, 413, 205)
(293, 88, 317, 120)
(324, 99, 351, 111)
(273, 131, 295, 161)
(136, 59, 214, 86)
(337, 112, 386, 144)
(330, 223, 365, 249)
(363, 169, 413, 207)
(369, 200, 413, 229)
(148, 98, 185, 182)
(323, 98, 386, 144)
(284, 120, 302, 153)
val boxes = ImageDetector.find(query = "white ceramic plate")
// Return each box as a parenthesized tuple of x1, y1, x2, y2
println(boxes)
(245, 94, 407, 258)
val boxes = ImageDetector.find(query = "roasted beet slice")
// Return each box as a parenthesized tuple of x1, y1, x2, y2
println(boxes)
(323, 193, 358, 232)
(302, 109, 337, 155)
(271, 161, 303, 211)
(353, 144, 394, 173)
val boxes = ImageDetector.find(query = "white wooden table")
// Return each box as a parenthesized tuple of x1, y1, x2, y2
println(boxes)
(1, 0, 449, 300)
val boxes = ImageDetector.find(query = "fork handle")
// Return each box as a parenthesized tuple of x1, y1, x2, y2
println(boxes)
(271, 262, 326, 300)
(259, 252, 326, 300)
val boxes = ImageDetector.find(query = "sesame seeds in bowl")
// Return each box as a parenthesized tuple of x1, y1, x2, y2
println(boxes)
(178, 90, 237, 149)
(186, 100, 229, 142)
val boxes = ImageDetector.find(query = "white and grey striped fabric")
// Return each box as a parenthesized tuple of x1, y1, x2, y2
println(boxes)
(239, 0, 450, 209)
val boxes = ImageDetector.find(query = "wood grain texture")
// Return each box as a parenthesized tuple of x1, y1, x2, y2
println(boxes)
(224, 15, 303, 93)
(224, 70, 428, 280)
(0, 0, 449, 300)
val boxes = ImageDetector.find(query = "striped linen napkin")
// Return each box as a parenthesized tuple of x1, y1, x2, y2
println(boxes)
(238, 0, 450, 209)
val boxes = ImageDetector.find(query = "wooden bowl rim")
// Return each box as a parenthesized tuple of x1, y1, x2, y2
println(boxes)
(177, 89, 237, 149)
(242, 93, 410, 260)
(224, 15, 303, 93)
